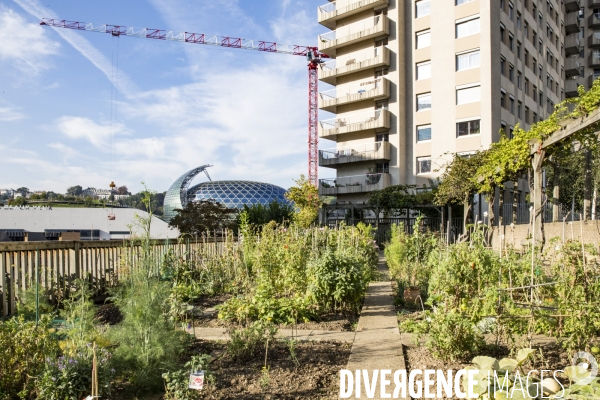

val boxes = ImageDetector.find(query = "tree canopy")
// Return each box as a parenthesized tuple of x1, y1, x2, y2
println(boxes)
(237, 201, 294, 227)
(285, 175, 322, 228)
(169, 200, 237, 236)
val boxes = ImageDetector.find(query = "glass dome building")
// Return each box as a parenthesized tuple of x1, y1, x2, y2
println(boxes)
(163, 166, 288, 223)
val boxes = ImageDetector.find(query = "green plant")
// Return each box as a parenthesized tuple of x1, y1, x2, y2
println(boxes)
(0, 315, 59, 399)
(259, 366, 270, 398)
(287, 339, 300, 367)
(285, 175, 322, 228)
(36, 345, 115, 400)
(162, 354, 213, 400)
(426, 310, 485, 361)
(227, 321, 278, 362)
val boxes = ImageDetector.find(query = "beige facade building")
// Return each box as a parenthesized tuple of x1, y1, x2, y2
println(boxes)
(316, 0, 572, 203)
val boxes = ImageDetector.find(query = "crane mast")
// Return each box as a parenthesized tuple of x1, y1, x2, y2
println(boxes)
(40, 18, 328, 185)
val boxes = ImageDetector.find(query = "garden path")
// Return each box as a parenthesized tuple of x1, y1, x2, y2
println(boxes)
(341, 252, 407, 399)
(185, 326, 356, 342)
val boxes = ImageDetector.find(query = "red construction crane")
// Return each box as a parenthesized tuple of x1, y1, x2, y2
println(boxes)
(39, 18, 329, 186)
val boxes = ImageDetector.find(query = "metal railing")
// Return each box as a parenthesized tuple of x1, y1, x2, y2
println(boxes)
(320, 47, 385, 72)
(319, 16, 382, 43)
(319, 78, 385, 100)
(319, 141, 390, 166)
(319, 109, 385, 130)
(320, 173, 385, 188)
(319, 1, 337, 13)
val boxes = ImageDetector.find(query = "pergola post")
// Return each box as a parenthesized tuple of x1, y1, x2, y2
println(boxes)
(552, 163, 560, 222)
(532, 148, 546, 244)
(584, 150, 592, 220)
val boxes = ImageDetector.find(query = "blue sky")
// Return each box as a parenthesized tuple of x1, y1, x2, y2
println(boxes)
(0, 0, 334, 194)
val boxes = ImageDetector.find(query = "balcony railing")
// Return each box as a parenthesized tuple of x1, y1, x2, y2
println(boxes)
(564, 13, 580, 34)
(565, 0, 580, 12)
(318, 47, 390, 84)
(319, 109, 391, 138)
(590, 0, 600, 8)
(319, 173, 391, 195)
(589, 32, 600, 48)
(565, 78, 584, 98)
(589, 52, 600, 68)
(566, 34, 581, 55)
(319, 78, 390, 112)
(318, 15, 389, 54)
(565, 58, 581, 78)
(588, 13, 600, 29)
(319, 141, 391, 167)
(318, 0, 390, 29)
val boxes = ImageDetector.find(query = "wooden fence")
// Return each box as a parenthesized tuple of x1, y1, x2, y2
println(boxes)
(0, 238, 226, 317)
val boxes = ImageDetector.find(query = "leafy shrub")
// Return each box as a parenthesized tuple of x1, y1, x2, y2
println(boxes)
(425, 310, 485, 361)
(0, 316, 59, 399)
(37, 346, 114, 399)
(162, 354, 213, 400)
(227, 321, 278, 362)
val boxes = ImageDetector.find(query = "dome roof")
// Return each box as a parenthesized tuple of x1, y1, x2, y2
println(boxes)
(188, 181, 288, 210)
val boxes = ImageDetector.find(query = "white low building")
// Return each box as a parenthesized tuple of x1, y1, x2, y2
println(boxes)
(0, 207, 178, 241)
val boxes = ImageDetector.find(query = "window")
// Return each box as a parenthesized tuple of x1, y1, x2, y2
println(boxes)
(500, 25, 505, 43)
(510, 96, 515, 113)
(501, 90, 506, 108)
(456, 0, 474, 4)
(533, 112, 537, 123)
(509, 64, 514, 81)
(517, 43, 521, 59)
(417, 157, 432, 174)
(416, 0, 430, 18)
(517, 101, 522, 118)
(533, 58, 537, 72)
(376, 163, 389, 173)
(525, 78, 529, 95)
(538, 39, 543, 53)
(500, 121, 507, 136)
(508, 2, 514, 19)
(417, 93, 431, 111)
(517, 13, 522, 29)
(456, 49, 480, 70)
(501, 57, 506, 75)
(456, 119, 481, 136)
(539, 64, 543, 79)
(416, 61, 431, 80)
(524, 21, 529, 38)
(509, 34, 514, 50)
(525, 50, 529, 66)
(417, 125, 431, 141)
(456, 17, 480, 38)
(539, 91, 543, 106)
(525, 106, 530, 123)
(533, 85, 537, 101)
(456, 85, 481, 105)
(416, 30, 431, 49)
(376, 133, 389, 142)
(517, 71, 522, 88)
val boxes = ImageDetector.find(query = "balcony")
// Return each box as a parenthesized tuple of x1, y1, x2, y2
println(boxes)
(565, 13, 580, 34)
(589, 53, 600, 68)
(319, 109, 391, 139)
(590, 0, 600, 8)
(565, 78, 584, 98)
(588, 13, 600, 29)
(319, 141, 391, 168)
(318, 0, 390, 30)
(565, 58, 581, 78)
(565, 35, 580, 55)
(318, 173, 391, 195)
(565, 0, 580, 12)
(589, 33, 600, 48)
(318, 15, 389, 56)
(319, 47, 390, 84)
(319, 79, 390, 112)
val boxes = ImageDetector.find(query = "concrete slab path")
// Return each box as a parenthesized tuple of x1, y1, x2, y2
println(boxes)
(342, 252, 407, 399)
(184, 326, 356, 343)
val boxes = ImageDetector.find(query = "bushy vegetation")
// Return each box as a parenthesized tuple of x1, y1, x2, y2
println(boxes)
(391, 224, 600, 362)
(0, 182, 378, 398)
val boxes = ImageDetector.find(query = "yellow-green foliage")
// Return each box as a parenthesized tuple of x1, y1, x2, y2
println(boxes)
(285, 175, 322, 228)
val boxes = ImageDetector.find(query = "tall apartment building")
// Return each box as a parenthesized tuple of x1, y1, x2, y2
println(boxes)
(316, 0, 569, 203)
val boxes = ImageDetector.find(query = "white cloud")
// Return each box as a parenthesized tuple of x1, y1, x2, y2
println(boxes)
(55, 116, 127, 148)
(0, 107, 26, 121)
(0, 6, 59, 73)
(13, 0, 139, 98)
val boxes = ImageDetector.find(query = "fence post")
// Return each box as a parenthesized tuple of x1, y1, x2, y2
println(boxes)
(532, 148, 546, 244)
(1, 252, 7, 317)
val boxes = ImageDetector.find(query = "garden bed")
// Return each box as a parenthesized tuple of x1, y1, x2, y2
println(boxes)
(403, 335, 573, 400)
(181, 339, 350, 399)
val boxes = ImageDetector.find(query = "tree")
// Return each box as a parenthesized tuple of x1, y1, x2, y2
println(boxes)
(285, 175, 322, 228)
(8, 196, 26, 206)
(237, 200, 294, 226)
(169, 200, 237, 235)
(117, 185, 129, 195)
(15, 187, 29, 196)
(368, 184, 436, 216)
(66, 185, 83, 197)
(435, 152, 486, 230)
